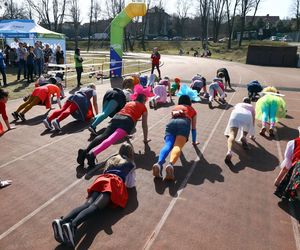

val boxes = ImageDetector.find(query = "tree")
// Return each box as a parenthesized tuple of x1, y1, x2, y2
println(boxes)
(176, 0, 191, 37)
(70, 0, 81, 48)
(87, 0, 94, 52)
(225, 0, 240, 49)
(250, 0, 262, 26)
(291, 0, 300, 31)
(3, 0, 29, 19)
(238, 0, 256, 46)
(196, 0, 211, 49)
(211, 0, 226, 42)
(140, 0, 152, 51)
(104, 0, 125, 19)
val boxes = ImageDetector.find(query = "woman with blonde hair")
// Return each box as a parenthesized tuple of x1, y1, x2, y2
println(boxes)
(255, 86, 286, 136)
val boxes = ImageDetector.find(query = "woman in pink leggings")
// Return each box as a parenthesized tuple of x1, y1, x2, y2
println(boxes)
(77, 85, 152, 168)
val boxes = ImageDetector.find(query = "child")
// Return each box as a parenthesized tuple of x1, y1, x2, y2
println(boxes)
(255, 86, 286, 137)
(152, 94, 199, 181)
(0, 89, 15, 136)
(12, 84, 61, 121)
(170, 77, 181, 96)
(217, 68, 232, 89)
(208, 78, 226, 108)
(151, 47, 161, 79)
(52, 143, 136, 248)
(158, 77, 172, 101)
(224, 97, 255, 163)
(149, 83, 168, 109)
(274, 127, 300, 200)
(43, 84, 98, 131)
(26, 46, 36, 83)
(77, 85, 152, 168)
(190, 74, 208, 97)
(88, 77, 134, 135)
(247, 80, 263, 101)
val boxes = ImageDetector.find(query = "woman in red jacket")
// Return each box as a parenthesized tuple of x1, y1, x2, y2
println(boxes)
(151, 47, 161, 79)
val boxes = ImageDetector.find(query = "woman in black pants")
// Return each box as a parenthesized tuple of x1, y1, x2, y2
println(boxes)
(74, 48, 83, 88)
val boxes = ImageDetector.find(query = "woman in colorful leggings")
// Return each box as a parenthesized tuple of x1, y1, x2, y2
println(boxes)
(152, 94, 199, 181)
(88, 77, 134, 135)
(52, 143, 136, 248)
(43, 84, 98, 131)
(255, 86, 286, 137)
(12, 84, 61, 121)
(77, 85, 152, 168)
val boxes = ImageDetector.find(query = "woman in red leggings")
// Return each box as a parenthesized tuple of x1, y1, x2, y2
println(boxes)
(43, 84, 98, 131)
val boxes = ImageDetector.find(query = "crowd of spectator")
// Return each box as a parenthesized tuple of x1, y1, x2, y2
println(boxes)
(0, 42, 65, 86)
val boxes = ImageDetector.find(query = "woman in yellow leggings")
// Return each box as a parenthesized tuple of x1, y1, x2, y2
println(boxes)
(152, 95, 199, 181)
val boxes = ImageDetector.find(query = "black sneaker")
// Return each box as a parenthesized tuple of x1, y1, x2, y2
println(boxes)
(62, 223, 75, 247)
(77, 149, 86, 166)
(12, 112, 19, 121)
(86, 153, 96, 168)
(88, 126, 97, 136)
(18, 113, 26, 122)
(52, 219, 64, 243)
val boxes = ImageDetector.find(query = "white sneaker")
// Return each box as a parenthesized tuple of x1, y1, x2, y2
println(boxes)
(43, 118, 53, 130)
(52, 119, 61, 131)
(52, 219, 64, 243)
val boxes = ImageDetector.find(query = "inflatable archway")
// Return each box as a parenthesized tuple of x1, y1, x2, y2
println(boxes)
(110, 2, 147, 77)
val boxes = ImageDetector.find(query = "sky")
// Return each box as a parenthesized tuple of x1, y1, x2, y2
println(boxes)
(77, 0, 295, 23)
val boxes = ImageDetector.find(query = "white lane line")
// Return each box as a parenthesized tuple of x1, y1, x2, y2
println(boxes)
(0, 108, 172, 241)
(143, 91, 237, 250)
(275, 138, 300, 250)
(0, 179, 81, 240)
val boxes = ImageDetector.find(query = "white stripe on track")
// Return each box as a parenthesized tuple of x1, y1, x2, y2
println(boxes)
(275, 139, 300, 250)
(0, 107, 172, 241)
(143, 91, 237, 250)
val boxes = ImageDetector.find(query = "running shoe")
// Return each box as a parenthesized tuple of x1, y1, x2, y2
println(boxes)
(259, 127, 266, 136)
(43, 118, 53, 130)
(12, 112, 19, 121)
(62, 223, 75, 247)
(52, 119, 61, 131)
(208, 101, 213, 109)
(269, 128, 275, 137)
(152, 163, 162, 178)
(88, 126, 97, 136)
(77, 149, 86, 166)
(52, 219, 64, 243)
(225, 153, 232, 164)
(241, 137, 249, 150)
(18, 113, 26, 122)
(86, 153, 96, 168)
(165, 164, 175, 181)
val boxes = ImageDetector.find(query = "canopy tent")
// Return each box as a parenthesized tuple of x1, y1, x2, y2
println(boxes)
(0, 19, 66, 61)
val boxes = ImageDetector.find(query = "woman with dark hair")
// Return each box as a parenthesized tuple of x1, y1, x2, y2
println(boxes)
(152, 94, 199, 181)
(74, 48, 83, 88)
(77, 85, 152, 168)
(52, 143, 136, 248)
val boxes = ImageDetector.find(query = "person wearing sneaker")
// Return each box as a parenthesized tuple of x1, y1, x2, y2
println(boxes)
(224, 97, 255, 164)
(149, 83, 168, 110)
(208, 78, 226, 108)
(12, 84, 61, 122)
(190, 74, 208, 97)
(217, 68, 232, 89)
(88, 77, 134, 135)
(274, 127, 300, 201)
(52, 143, 136, 247)
(77, 85, 152, 168)
(255, 86, 286, 137)
(43, 84, 98, 131)
(153, 95, 199, 181)
(247, 80, 263, 101)
(0, 89, 15, 136)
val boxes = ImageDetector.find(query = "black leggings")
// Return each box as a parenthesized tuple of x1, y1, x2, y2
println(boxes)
(151, 64, 161, 78)
(61, 192, 110, 228)
(76, 67, 83, 86)
(86, 125, 116, 152)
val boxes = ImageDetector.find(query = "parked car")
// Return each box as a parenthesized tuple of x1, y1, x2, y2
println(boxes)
(280, 35, 293, 42)
(270, 36, 279, 41)
(172, 36, 183, 41)
(153, 36, 169, 41)
(218, 37, 229, 43)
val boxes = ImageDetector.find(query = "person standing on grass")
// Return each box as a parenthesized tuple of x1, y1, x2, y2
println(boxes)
(0, 89, 15, 136)
(34, 42, 43, 77)
(0, 50, 7, 87)
(26, 46, 36, 84)
(151, 47, 161, 79)
(74, 48, 83, 88)
(224, 97, 255, 163)
(16, 42, 27, 81)
(43, 44, 53, 73)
